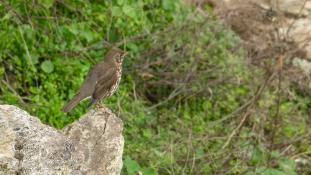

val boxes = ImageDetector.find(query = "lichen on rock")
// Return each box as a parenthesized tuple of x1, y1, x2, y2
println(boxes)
(0, 105, 124, 175)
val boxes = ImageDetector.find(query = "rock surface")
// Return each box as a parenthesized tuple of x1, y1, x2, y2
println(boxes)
(0, 105, 124, 175)
(256, 0, 311, 60)
(191, 0, 311, 79)
(186, 0, 311, 93)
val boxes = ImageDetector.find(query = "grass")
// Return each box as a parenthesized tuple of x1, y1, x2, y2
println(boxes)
(0, 0, 310, 174)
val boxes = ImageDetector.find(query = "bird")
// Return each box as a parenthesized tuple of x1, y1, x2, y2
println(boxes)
(62, 47, 126, 113)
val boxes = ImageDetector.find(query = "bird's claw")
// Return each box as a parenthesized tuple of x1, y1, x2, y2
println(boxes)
(94, 103, 106, 111)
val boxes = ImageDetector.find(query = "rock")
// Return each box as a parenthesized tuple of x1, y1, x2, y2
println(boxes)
(186, 1, 310, 82)
(293, 57, 311, 75)
(287, 18, 311, 59)
(186, 0, 311, 91)
(0, 105, 124, 175)
(212, 0, 311, 61)
(259, 0, 311, 16)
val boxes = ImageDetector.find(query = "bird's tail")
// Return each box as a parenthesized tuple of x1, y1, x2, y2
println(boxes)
(62, 93, 82, 113)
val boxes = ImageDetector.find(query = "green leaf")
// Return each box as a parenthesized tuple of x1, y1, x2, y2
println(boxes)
(39, 0, 54, 9)
(271, 151, 281, 158)
(126, 43, 139, 53)
(31, 54, 39, 65)
(41, 60, 54, 73)
(278, 158, 296, 174)
(117, 0, 124, 5)
(0, 67, 4, 76)
(244, 172, 256, 175)
(67, 24, 79, 35)
(264, 169, 287, 175)
(283, 125, 297, 137)
(122, 5, 136, 18)
(251, 147, 264, 165)
(124, 157, 140, 175)
(256, 167, 287, 175)
(81, 30, 94, 42)
(2, 13, 12, 20)
(162, 1, 175, 11)
(111, 6, 122, 17)
(142, 129, 152, 139)
(97, 14, 106, 22)
(141, 167, 156, 175)
(195, 148, 205, 159)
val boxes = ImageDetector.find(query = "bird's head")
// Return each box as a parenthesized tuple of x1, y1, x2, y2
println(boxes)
(110, 47, 127, 64)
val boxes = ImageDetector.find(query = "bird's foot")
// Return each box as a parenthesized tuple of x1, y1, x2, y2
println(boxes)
(94, 103, 107, 111)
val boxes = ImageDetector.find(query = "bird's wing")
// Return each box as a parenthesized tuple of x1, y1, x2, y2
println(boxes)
(92, 67, 118, 100)
(62, 66, 98, 113)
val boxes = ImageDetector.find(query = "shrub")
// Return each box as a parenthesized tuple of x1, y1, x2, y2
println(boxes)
(1, 1, 310, 174)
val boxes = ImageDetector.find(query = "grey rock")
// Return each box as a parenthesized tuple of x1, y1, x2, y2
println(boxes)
(0, 105, 124, 175)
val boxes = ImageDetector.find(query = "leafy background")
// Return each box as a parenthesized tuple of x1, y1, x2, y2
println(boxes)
(0, 0, 310, 174)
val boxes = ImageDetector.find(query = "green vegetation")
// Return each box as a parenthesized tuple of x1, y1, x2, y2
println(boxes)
(0, 0, 310, 174)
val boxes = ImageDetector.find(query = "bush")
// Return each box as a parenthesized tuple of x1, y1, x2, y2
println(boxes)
(0, 0, 188, 127)
(1, 0, 310, 174)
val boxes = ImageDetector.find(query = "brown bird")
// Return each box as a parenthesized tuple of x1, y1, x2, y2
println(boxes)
(62, 47, 126, 113)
